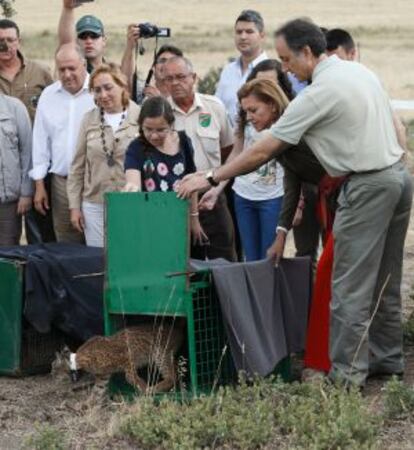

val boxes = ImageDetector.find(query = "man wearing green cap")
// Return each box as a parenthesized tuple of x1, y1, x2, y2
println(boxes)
(58, 0, 106, 73)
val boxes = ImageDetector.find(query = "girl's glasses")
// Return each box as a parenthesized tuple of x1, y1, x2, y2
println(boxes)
(142, 126, 170, 136)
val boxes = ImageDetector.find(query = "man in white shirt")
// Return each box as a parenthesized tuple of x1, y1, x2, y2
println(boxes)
(178, 19, 412, 388)
(31, 44, 94, 243)
(215, 10, 268, 126)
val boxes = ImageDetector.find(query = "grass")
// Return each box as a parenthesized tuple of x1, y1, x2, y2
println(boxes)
(383, 376, 414, 420)
(25, 377, 383, 450)
(21, 304, 414, 449)
(8, 0, 414, 99)
(24, 424, 66, 450)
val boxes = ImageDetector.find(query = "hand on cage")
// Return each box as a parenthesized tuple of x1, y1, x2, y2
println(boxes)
(122, 182, 140, 192)
(198, 188, 219, 211)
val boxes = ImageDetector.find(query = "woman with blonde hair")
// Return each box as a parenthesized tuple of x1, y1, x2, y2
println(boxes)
(67, 63, 139, 247)
(201, 78, 288, 261)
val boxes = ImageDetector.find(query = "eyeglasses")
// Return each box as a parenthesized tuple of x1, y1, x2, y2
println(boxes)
(164, 73, 192, 83)
(142, 126, 171, 136)
(78, 32, 101, 40)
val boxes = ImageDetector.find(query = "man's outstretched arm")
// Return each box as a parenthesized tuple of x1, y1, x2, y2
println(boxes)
(177, 133, 289, 198)
(58, 0, 79, 46)
(215, 133, 288, 182)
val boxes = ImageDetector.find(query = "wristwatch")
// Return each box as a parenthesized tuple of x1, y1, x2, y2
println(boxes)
(205, 169, 219, 187)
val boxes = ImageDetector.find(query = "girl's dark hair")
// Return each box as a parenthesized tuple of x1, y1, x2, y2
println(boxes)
(138, 96, 175, 146)
(246, 59, 294, 100)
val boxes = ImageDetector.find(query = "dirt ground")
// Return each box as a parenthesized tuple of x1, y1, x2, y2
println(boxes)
(0, 198, 413, 449)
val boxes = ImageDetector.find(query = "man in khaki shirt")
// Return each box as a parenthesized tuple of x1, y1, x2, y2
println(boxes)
(164, 56, 236, 261)
(0, 20, 53, 122)
(0, 19, 54, 244)
(178, 19, 412, 388)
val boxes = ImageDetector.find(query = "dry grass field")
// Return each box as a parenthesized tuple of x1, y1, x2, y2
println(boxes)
(13, 0, 414, 101)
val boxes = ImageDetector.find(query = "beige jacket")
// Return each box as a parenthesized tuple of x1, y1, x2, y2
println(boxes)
(67, 101, 139, 209)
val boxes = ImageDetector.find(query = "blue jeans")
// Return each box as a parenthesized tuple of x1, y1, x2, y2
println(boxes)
(234, 193, 283, 261)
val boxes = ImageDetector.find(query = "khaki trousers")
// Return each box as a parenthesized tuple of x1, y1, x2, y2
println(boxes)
(329, 161, 412, 386)
(0, 201, 21, 246)
(51, 174, 84, 244)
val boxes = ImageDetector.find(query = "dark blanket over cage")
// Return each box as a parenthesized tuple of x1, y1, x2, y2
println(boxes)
(0, 244, 104, 341)
(190, 257, 312, 377)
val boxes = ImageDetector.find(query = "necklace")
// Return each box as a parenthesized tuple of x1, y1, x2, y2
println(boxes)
(100, 107, 126, 167)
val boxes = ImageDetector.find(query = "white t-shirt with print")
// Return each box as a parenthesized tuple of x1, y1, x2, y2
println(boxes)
(232, 124, 284, 201)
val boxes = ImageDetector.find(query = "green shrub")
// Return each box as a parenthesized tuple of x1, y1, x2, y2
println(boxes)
(275, 383, 380, 449)
(403, 311, 414, 344)
(25, 424, 66, 450)
(120, 379, 275, 449)
(383, 376, 414, 420)
(0, 0, 15, 17)
(197, 66, 223, 95)
(118, 377, 380, 449)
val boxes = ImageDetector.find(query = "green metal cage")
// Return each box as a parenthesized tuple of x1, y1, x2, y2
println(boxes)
(104, 192, 235, 397)
(104, 193, 290, 397)
(0, 259, 63, 376)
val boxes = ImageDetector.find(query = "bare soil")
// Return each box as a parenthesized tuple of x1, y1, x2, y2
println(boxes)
(0, 197, 414, 449)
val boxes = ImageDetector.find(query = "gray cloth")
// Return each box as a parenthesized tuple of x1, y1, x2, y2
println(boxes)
(0, 94, 33, 202)
(191, 257, 311, 376)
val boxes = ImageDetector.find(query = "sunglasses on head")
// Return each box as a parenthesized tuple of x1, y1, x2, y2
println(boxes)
(78, 32, 101, 40)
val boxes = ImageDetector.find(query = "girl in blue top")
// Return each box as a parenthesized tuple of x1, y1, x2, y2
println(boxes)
(124, 96, 206, 244)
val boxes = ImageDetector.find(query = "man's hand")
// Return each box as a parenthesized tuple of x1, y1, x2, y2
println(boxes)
(176, 172, 210, 199)
(267, 231, 287, 266)
(143, 85, 161, 98)
(63, 0, 82, 9)
(123, 182, 140, 192)
(34, 181, 49, 216)
(198, 188, 219, 211)
(70, 208, 85, 233)
(126, 24, 140, 47)
(17, 196, 32, 215)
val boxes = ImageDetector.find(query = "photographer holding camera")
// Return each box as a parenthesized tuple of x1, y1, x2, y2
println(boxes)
(121, 23, 180, 103)
(121, 24, 182, 100)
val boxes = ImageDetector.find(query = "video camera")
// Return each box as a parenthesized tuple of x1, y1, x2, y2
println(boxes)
(132, 23, 172, 104)
(138, 22, 171, 39)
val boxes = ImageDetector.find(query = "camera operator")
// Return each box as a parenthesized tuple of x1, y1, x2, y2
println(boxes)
(121, 25, 183, 98)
